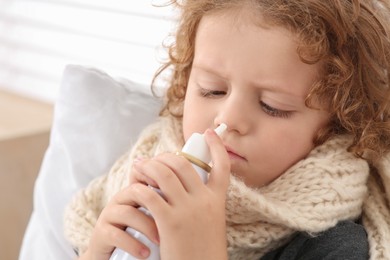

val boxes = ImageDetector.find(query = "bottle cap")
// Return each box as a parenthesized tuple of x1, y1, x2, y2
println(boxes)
(181, 123, 227, 164)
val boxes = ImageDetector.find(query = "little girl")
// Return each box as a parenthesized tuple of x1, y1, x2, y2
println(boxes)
(64, 0, 390, 259)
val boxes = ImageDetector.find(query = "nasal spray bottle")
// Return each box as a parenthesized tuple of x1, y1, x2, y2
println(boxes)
(110, 123, 227, 260)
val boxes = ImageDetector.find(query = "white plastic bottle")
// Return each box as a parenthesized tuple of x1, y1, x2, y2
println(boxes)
(110, 123, 227, 260)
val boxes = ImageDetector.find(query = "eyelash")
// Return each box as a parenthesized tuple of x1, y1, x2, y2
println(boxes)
(198, 87, 292, 119)
(199, 88, 226, 97)
(260, 101, 292, 119)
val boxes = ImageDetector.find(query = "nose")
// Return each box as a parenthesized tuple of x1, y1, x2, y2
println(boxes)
(214, 95, 250, 135)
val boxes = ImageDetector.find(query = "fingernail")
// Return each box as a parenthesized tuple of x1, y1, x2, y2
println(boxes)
(140, 248, 150, 258)
(205, 129, 218, 141)
(133, 157, 145, 164)
(205, 128, 215, 135)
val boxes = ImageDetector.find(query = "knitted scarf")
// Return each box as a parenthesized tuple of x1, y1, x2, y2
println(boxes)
(64, 115, 390, 259)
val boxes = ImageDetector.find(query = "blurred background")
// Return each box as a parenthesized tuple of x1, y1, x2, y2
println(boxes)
(0, 0, 176, 258)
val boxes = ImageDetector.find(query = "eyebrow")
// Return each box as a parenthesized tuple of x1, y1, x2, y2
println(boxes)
(252, 81, 306, 99)
(192, 65, 228, 80)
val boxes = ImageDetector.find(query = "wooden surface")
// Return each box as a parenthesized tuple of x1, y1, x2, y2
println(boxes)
(0, 90, 53, 141)
(0, 90, 53, 259)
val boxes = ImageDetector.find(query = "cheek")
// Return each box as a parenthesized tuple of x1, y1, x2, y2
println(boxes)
(280, 137, 314, 166)
(250, 127, 316, 183)
(182, 89, 197, 139)
(182, 95, 210, 141)
(263, 133, 312, 161)
(182, 103, 195, 141)
(275, 126, 316, 162)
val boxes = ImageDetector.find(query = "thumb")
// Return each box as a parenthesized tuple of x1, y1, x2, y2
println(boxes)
(204, 128, 231, 194)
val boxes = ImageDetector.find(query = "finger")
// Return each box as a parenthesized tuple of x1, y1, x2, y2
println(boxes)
(153, 153, 205, 193)
(99, 222, 152, 259)
(130, 161, 158, 187)
(204, 128, 231, 194)
(112, 183, 167, 215)
(126, 182, 173, 223)
(133, 157, 190, 204)
(104, 204, 159, 245)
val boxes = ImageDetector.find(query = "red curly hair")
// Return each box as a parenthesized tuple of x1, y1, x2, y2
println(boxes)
(152, 0, 390, 163)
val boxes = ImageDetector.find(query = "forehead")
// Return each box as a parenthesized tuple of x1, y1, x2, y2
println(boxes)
(193, 8, 301, 64)
(190, 10, 324, 103)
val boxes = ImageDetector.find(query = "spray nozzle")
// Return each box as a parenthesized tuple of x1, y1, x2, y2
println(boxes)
(181, 123, 227, 165)
(214, 123, 227, 136)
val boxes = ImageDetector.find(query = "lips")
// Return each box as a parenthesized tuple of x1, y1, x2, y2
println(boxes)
(225, 145, 246, 161)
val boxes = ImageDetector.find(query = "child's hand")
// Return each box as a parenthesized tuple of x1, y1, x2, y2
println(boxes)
(79, 184, 160, 259)
(130, 128, 230, 260)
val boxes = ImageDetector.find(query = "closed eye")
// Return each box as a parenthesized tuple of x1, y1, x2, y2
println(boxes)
(260, 101, 292, 118)
(199, 88, 226, 97)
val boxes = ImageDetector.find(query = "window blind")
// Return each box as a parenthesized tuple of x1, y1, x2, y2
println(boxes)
(0, 0, 177, 102)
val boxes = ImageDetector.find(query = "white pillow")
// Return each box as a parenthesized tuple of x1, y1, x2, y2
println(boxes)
(19, 65, 162, 259)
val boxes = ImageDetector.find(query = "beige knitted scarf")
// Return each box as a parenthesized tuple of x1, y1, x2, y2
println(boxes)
(64, 115, 390, 259)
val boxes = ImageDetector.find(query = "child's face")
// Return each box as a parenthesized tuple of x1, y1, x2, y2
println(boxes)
(182, 12, 330, 188)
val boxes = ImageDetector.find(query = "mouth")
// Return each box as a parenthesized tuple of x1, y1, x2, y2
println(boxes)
(225, 145, 246, 161)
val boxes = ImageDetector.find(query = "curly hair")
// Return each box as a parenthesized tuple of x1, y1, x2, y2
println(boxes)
(152, 0, 390, 163)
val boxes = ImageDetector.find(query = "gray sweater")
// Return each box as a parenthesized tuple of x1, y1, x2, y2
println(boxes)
(261, 220, 368, 260)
